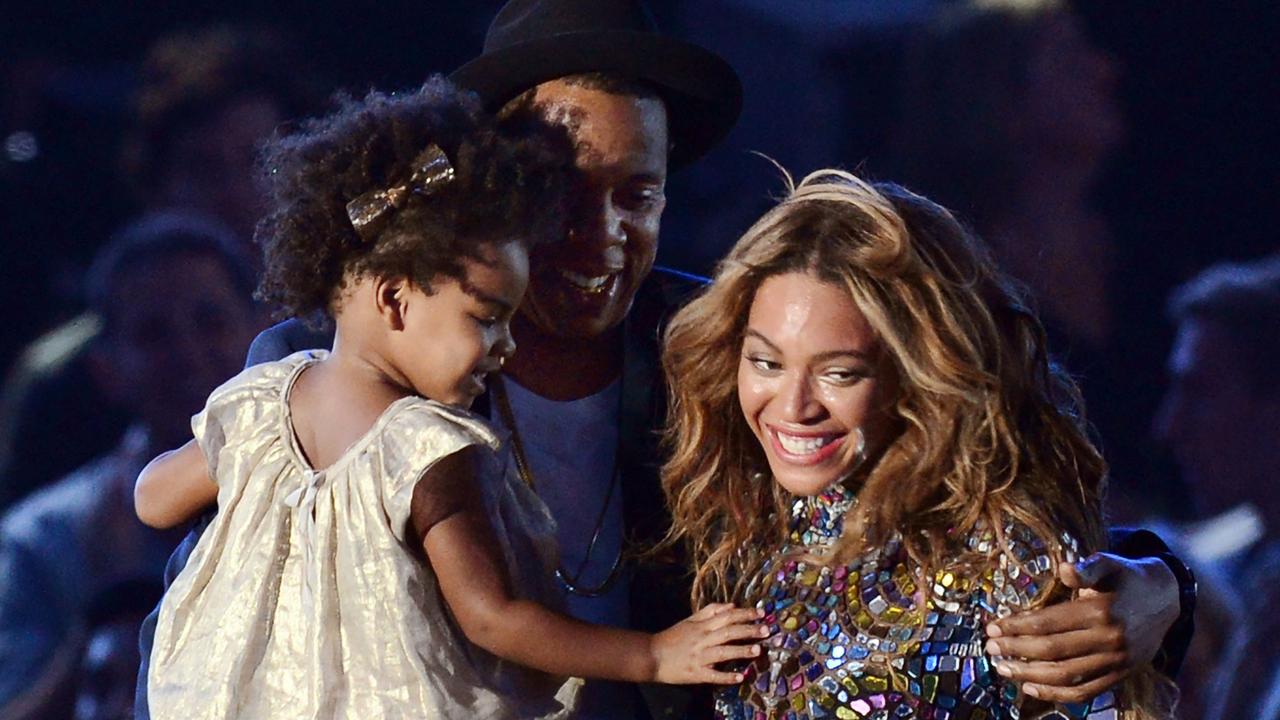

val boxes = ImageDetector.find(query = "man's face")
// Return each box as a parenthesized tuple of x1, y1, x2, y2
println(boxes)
(97, 252, 257, 447)
(519, 79, 669, 340)
(1153, 318, 1270, 514)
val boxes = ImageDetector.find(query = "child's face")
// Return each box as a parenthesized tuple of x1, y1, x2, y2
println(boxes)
(737, 272, 897, 497)
(395, 240, 529, 408)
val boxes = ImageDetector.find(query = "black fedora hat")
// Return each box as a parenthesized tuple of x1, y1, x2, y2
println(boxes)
(450, 0, 742, 169)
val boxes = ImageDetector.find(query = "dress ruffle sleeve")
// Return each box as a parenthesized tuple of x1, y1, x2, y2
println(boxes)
(190, 351, 323, 484)
(377, 400, 502, 542)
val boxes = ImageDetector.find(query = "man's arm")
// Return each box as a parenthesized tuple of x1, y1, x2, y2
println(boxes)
(1107, 527, 1196, 676)
(244, 318, 333, 368)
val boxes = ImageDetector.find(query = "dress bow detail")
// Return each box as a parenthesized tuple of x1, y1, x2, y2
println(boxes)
(285, 468, 326, 615)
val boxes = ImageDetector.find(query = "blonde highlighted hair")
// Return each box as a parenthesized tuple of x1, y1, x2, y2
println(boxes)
(661, 169, 1172, 717)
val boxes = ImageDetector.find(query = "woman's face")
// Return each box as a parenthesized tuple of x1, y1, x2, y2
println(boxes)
(737, 272, 896, 496)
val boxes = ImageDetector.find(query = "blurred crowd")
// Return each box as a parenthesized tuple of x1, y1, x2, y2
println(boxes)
(0, 2, 1275, 719)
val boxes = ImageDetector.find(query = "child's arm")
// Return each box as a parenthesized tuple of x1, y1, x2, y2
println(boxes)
(413, 447, 765, 684)
(135, 440, 218, 529)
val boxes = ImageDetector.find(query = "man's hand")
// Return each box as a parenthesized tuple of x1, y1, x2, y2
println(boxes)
(984, 553, 1180, 702)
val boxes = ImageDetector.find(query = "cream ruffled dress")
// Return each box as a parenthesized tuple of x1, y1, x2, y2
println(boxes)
(148, 351, 579, 719)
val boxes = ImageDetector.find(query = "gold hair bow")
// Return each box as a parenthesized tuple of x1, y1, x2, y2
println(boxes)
(345, 144, 455, 241)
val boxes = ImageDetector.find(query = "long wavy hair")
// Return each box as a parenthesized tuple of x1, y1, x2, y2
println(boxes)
(661, 169, 1174, 717)
(663, 169, 1106, 597)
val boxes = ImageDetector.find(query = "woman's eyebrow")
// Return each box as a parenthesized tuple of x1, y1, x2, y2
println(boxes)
(743, 328, 779, 351)
(743, 329, 871, 361)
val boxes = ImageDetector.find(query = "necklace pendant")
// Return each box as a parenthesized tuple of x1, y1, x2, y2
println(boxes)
(493, 374, 627, 599)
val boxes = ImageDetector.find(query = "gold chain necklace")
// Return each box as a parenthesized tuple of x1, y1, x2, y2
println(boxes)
(490, 374, 624, 597)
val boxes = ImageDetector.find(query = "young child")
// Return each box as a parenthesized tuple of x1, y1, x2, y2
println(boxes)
(133, 78, 764, 719)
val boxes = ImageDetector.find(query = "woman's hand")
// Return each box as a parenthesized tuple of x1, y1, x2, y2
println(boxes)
(650, 604, 768, 685)
(984, 553, 1180, 702)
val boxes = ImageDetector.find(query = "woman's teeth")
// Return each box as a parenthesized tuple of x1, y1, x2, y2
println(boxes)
(561, 269, 612, 293)
(777, 432, 835, 456)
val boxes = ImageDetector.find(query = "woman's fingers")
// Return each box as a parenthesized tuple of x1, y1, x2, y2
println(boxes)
(704, 607, 764, 631)
(710, 620, 770, 647)
(699, 667, 748, 685)
(691, 602, 735, 620)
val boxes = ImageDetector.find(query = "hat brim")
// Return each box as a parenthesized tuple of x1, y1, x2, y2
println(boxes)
(450, 30, 742, 169)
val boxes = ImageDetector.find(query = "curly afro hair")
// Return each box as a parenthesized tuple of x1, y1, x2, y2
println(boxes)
(255, 75, 570, 322)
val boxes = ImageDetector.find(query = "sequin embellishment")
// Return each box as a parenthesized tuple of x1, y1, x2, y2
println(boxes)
(714, 487, 1116, 720)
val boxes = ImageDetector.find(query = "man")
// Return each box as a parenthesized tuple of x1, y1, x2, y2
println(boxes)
(0, 25, 311, 513)
(138, 1, 1193, 717)
(1154, 257, 1280, 560)
(1152, 256, 1280, 720)
(0, 215, 259, 719)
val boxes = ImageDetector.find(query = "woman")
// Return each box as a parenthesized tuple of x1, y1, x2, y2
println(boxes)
(662, 170, 1171, 719)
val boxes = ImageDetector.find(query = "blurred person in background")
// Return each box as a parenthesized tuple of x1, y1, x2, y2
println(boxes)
(0, 216, 259, 720)
(885, 0, 1168, 517)
(120, 23, 320, 252)
(1152, 256, 1280, 720)
(73, 581, 164, 720)
(891, 0, 1121, 347)
(0, 25, 317, 512)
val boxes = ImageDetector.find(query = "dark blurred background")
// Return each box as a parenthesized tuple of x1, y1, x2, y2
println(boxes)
(1, 1, 1276, 719)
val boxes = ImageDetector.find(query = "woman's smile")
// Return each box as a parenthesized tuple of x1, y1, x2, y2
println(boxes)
(767, 425, 848, 465)
(738, 271, 892, 496)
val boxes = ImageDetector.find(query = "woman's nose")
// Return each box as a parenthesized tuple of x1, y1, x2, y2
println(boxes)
(778, 371, 820, 419)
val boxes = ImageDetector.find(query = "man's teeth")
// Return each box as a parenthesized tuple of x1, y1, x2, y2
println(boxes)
(561, 269, 612, 291)
(777, 432, 834, 455)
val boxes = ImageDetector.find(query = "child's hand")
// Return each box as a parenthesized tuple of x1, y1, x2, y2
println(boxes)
(649, 603, 769, 685)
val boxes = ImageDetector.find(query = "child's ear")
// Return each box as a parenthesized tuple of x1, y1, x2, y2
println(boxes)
(373, 276, 410, 331)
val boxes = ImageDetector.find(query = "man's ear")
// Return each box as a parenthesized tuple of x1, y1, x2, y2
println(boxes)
(373, 275, 410, 331)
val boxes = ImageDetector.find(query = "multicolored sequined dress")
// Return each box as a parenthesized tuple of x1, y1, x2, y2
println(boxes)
(715, 485, 1121, 720)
